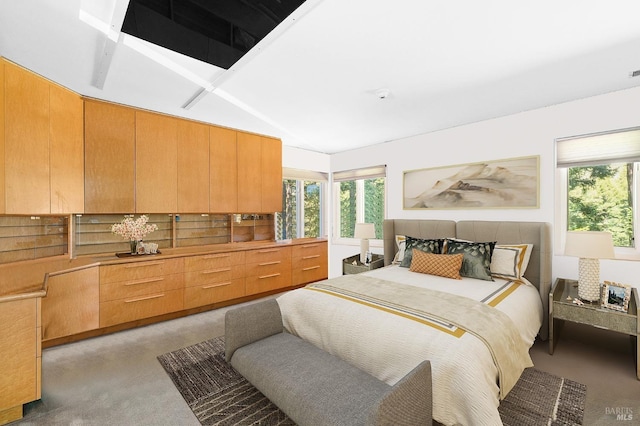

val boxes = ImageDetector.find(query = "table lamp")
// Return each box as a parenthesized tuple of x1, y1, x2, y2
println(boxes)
(564, 231, 615, 302)
(354, 223, 376, 263)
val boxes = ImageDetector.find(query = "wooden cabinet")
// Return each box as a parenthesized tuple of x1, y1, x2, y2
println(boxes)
(261, 136, 283, 213)
(135, 111, 178, 213)
(42, 267, 99, 341)
(177, 120, 210, 213)
(2, 60, 84, 214)
(292, 241, 328, 285)
(0, 297, 41, 424)
(49, 84, 84, 213)
(99, 258, 184, 327)
(84, 100, 136, 213)
(237, 132, 283, 213)
(245, 246, 292, 295)
(183, 251, 245, 309)
(210, 126, 238, 213)
(0, 60, 5, 214)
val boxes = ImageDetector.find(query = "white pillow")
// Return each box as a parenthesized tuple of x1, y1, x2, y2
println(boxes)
(392, 235, 407, 264)
(490, 244, 533, 280)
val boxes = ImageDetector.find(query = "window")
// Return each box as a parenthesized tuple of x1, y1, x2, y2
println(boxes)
(556, 127, 640, 256)
(333, 165, 386, 240)
(276, 169, 327, 240)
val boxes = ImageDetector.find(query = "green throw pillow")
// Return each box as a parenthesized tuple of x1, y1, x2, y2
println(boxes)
(445, 239, 496, 281)
(400, 236, 444, 267)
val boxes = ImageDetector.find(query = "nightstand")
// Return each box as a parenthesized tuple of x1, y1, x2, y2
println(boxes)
(549, 277, 639, 379)
(342, 254, 384, 275)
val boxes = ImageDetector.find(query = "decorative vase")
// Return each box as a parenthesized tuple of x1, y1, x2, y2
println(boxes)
(130, 240, 139, 254)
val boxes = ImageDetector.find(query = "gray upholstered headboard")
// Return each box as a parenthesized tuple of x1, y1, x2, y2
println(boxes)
(383, 219, 552, 340)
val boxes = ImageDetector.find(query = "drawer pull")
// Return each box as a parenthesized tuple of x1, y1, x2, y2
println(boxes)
(202, 282, 232, 289)
(202, 268, 231, 274)
(124, 277, 164, 286)
(259, 273, 281, 279)
(302, 265, 320, 271)
(301, 244, 319, 249)
(203, 254, 230, 259)
(257, 249, 279, 254)
(302, 255, 320, 260)
(124, 293, 164, 303)
(124, 261, 165, 269)
(259, 261, 281, 266)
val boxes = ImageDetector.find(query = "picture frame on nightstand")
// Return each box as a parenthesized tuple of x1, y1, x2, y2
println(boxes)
(601, 280, 632, 313)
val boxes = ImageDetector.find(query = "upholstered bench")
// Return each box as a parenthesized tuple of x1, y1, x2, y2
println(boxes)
(225, 299, 433, 426)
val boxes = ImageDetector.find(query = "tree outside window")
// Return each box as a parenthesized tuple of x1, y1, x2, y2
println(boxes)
(277, 177, 324, 240)
(337, 173, 385, 240)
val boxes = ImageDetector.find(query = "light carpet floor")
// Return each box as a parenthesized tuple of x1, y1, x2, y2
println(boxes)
(14, 293, 640, 426)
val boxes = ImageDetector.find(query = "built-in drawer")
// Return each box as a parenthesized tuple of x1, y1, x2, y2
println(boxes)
(184, 278, 245, 309)
(291, 242, 325, 261)
(245, 257, 291, 278)
(245, 246, 291, 264)
(100, 258, 183, 284)
(184, 251, 245, 272)
(292, 260, 327, 286)
(100, 273, 184, 303)
(99, 288, 183, 327)
(245, 269, 292, 295)
(184, 265, 245, 287)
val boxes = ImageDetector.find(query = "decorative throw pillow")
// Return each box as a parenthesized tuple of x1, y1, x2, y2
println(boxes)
(400, 236, 444, 268)
(490, 244, 533, 280)
(409, 250, 463, 279)
(445, 239, 496, 281)
(392, 235, 407, 264)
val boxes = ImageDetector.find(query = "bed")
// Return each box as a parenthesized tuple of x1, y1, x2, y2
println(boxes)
(276, 219, 551, 425)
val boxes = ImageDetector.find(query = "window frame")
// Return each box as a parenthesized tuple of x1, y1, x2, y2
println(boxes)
(555, 127, 640, 260)
(276, 168, 327, 240)
(332, 165, 387, 246)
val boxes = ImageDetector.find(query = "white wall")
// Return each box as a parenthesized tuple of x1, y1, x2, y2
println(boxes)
(328, 85, 640, 286)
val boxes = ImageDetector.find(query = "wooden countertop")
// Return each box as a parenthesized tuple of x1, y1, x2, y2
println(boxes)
(0, 238, 327, 301)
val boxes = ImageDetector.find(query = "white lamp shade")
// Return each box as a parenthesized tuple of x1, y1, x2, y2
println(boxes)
(564, 231, 615, 259)
(354, 223, 376, 239)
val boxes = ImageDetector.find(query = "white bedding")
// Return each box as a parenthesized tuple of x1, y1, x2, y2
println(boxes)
(276, 265, 543, 426)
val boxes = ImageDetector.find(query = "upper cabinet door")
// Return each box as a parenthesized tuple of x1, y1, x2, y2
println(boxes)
(236, 132, 262, 213)
(49, 84, 84, 214)
(84, 100, 136, 213)
(210, 126, 238, 213)
(261, 136, 283, 213)
(4, 62, 50, 214)
(135, 111, 178, 213)
(0, 60, 5, 214)
(177, 120, 209, 213)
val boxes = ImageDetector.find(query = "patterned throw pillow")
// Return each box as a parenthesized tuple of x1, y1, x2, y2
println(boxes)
(392, 235, 407, 264)
(445, 239, 496, 281)
(490, 244, 533, 280)
(409, 250, 463, 279)
(400, 236, 444, 268)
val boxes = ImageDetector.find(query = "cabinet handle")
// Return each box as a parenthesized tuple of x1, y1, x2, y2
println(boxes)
(302, 266, 320, 271)
(124, 261, 165, 269)
(202, 282, 232, 289)
(259, 261, 281, 266)
(302, 255, 320, 260)
(124, 293, 164, 303)
(124, 277, 164, 286)
(259, 273, 281, 279)
(203, 254, 230, 259)
(202, 268, 231, 274)
(257, 249, 279, 254)
(301, 244, 318, 249)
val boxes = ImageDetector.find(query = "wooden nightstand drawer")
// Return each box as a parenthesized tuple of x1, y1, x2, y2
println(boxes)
(100, 288, 183, 327)
(184, 278, 245, 309)
(100, 258, 183, 284)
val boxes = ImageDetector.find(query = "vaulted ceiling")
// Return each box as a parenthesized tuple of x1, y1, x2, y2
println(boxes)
(1, 1, 640, 154)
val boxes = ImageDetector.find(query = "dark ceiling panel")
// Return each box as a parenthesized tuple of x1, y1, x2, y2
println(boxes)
(122, 0, 306, 69)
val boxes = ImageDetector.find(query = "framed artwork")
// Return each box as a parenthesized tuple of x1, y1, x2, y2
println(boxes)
(403, 156, 539, 210)
(601, 281, 631, 313)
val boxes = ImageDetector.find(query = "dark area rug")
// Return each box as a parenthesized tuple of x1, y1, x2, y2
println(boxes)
(158, 337, 586, 426)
